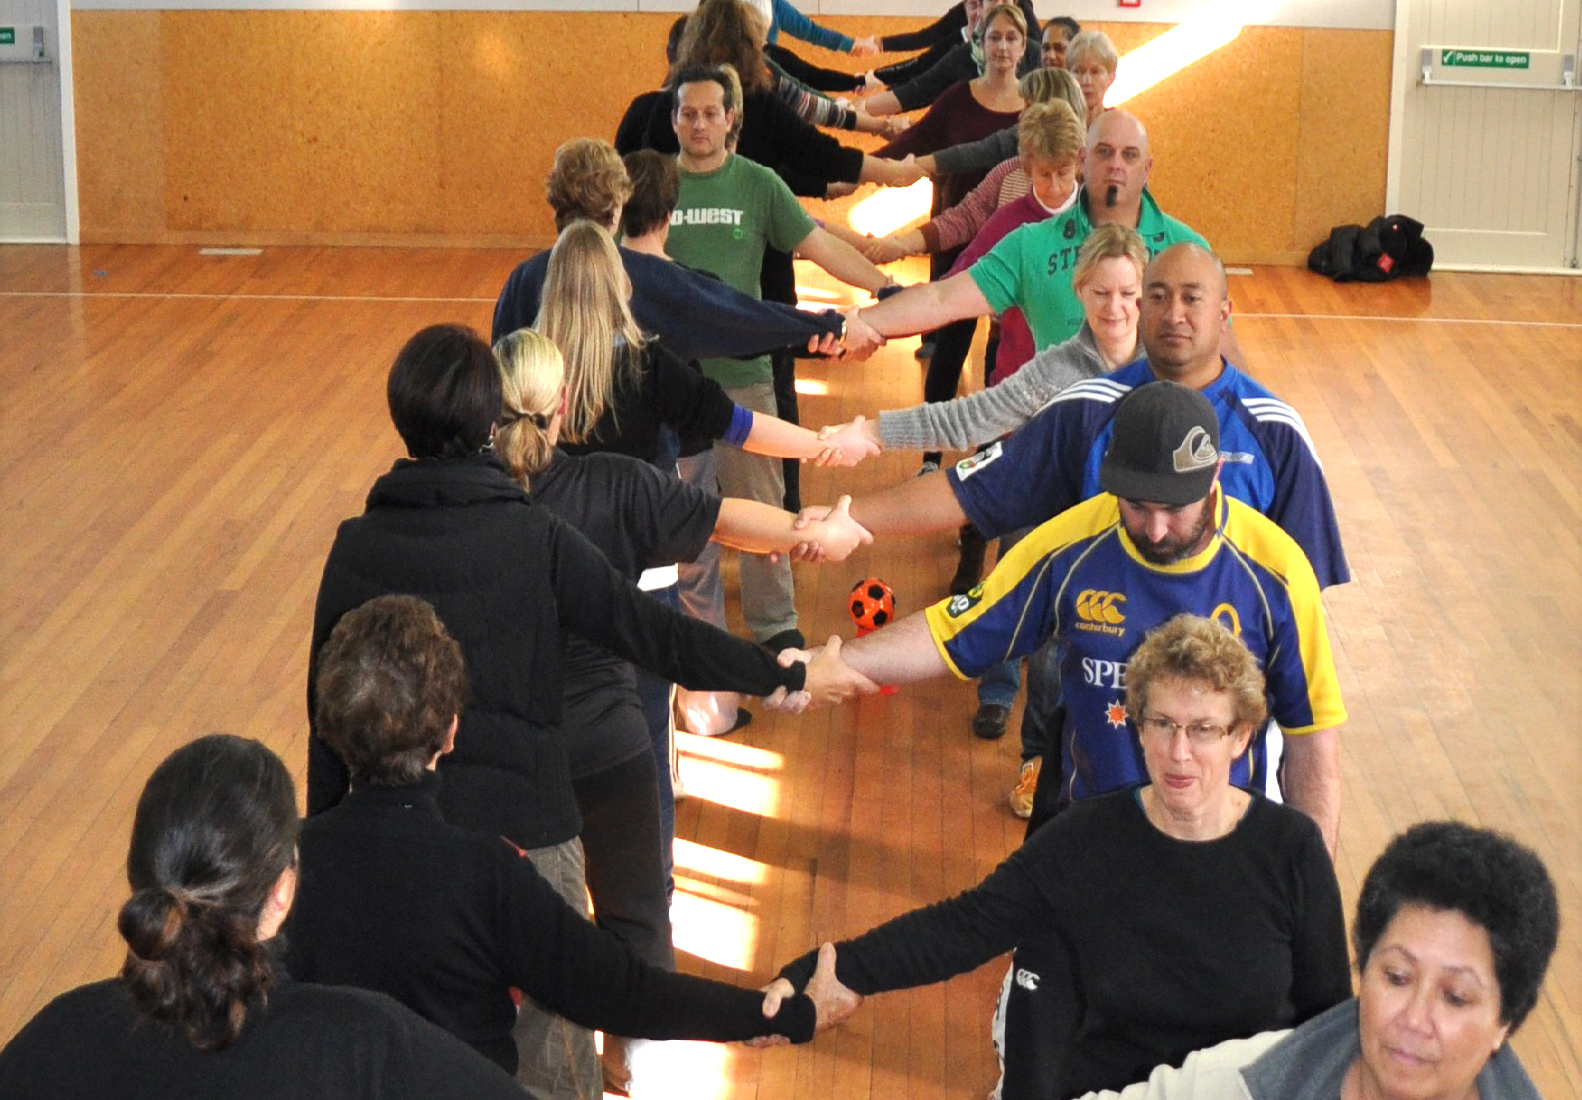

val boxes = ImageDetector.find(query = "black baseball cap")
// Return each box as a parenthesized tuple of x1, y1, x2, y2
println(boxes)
(1098, 382, 1220, 506)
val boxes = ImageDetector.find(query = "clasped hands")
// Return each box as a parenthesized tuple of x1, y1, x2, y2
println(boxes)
(761, 634, 879, 714)
(747, 942, 864, 1047)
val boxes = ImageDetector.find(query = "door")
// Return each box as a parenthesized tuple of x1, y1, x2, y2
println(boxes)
(0, 0, 67, 241)
(1388, 0, 1582, 271)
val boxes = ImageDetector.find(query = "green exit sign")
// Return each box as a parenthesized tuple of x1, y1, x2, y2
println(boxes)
(1441, 49, 1530, 69)
(0, 28, 16, 45)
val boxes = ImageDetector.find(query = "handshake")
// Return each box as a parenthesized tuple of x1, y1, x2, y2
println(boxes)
(804, 307, 890, 364)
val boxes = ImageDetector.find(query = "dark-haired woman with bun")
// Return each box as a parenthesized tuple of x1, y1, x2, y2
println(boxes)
(0, 734, 523, 1099)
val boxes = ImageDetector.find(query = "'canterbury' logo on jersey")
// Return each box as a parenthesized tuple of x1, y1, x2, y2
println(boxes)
(1075, 589, 1126, 630)
(671, 207, 745, 227)
(1173, 426, 1218, 473)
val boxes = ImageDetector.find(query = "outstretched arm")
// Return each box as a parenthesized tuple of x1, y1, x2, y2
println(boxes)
(842, 272, 991, 357)
(796, 225, 894, 295)
(714, 495, 872, 563)
(837, 611, 951, 686)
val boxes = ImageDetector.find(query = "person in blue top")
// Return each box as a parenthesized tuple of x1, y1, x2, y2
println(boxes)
(838, 110, 1245, 368)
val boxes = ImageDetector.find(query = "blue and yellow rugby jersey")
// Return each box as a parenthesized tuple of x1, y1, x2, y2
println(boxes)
(945, 362, 1351, 590)
(924, 490, 1346, 807)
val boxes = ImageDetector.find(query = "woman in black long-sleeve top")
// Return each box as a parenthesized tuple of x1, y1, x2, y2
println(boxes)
(0, 735, 526, 1100)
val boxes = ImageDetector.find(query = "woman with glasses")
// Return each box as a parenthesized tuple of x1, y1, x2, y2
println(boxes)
(770, 613, 1351, 1099)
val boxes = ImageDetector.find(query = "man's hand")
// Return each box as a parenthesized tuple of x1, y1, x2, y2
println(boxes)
(812, 418, 881, 468)
(881, 115, 912, 139)
(915, 154, 938, 178)
(865, 235, 911, 265)
(816, 417, 882, 466)
(805, 943, 862, 1031)
(850, 35, 880, 57)
(800, 496, 874, 562)
(825, 180, 858, 200)
(798, 635, 880, 708)
(859, 70, 883, 94)
(806, 328, 842, 357)
(854, 235, 898, 265)
(886, 153, 924, 187)
(840, 308, 885, 361)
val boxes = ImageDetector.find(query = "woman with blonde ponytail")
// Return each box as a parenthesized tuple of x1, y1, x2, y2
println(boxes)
(494, 328, 870, 1094)
(0, 734, 522, 1099)
(535, 220, 873, 468)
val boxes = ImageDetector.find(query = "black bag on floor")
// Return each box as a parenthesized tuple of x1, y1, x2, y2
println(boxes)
(1308, 214, 1433, 282)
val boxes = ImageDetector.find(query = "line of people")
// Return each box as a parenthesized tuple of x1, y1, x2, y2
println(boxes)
(0, 6, 1565, 1100)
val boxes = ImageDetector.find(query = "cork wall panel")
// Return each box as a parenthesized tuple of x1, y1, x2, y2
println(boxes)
(1294, 29, 1391, 256)
(437, 12, 666, 239)
(1097, 23, 1306, 260)
(163, 11, 446, 234)
(66, 10, 1392, 261)
(71, 12, 164, 241)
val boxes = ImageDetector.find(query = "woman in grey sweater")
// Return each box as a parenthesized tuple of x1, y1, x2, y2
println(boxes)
(819, 223, 1148, 456)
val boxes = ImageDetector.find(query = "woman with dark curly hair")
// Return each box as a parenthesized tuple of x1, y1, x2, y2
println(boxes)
(0, 735, 523, 1099)
(1064, 820, 1560, 1100)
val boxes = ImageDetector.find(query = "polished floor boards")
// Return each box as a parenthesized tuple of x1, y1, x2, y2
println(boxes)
(1, 244, 1578, 1099)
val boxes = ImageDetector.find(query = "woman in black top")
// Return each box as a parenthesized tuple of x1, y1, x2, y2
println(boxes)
(0, 735, 524, 1100)
(492, 330, 866, 1071)
(772, 616, 1351, 1100)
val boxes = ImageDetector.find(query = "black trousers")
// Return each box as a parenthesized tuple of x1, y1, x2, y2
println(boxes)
(571, 751, 675, 969)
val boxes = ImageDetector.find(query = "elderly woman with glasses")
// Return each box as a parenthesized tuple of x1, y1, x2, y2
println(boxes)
(770, 613, 1352, 1099)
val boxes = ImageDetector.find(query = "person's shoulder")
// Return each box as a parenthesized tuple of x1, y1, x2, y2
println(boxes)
(1243, 792, 1327, 851)
(1221, 497, 1314, 573)
(11, 979, 130, 1035)
(1217, 367, 1323, 454)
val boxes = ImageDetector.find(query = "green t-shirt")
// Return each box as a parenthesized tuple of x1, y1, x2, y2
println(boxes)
(667, 154, 817, 389)
(968, 188, 1209, 352)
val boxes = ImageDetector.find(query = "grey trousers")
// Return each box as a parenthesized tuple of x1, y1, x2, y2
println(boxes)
(514, 837, 601, 1100)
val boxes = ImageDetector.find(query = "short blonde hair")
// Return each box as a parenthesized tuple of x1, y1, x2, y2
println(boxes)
(1071, 223, 1149, 290)
(544, 139, 631, 232)
(1019, 66, 1087, 126)
(1017, 99, 1085, 165)
(1125, 614, 1268, 733)
(1068, 29, 1118, 73)
(492, 328, 565, 486)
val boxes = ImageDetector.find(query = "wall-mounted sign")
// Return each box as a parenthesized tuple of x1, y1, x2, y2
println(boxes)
(0, 27, 16, 45)
(1441, 49, 1530, 69)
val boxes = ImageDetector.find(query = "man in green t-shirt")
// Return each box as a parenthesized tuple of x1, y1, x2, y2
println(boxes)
(840, 110, 1241, 365)
(666, 63, 892, 650)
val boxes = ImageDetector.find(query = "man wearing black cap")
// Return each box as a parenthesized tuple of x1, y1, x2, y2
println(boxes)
(830, 380, 1344, 834)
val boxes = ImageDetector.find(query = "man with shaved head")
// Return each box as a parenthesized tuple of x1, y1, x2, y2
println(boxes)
(841, 110, 1214, 357)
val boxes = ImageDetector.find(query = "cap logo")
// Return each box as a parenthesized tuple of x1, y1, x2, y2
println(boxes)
(1172, 426, 1218, 474)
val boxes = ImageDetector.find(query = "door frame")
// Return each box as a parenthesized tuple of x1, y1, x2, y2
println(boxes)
(55, 0, 79, 242)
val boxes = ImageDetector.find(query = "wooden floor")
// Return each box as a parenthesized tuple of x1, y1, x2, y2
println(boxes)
(1, 244, 1578, 1099)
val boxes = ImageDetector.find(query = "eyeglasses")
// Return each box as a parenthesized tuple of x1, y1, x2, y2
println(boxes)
(1138, 714, 1229, 745)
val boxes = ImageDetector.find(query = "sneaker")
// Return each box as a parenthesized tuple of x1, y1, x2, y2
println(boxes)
(914, 339, 935, 361)
(1009, 757, 1041, 819)
(916, 460, 940, 478)
(971, 703, 1010, 740)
